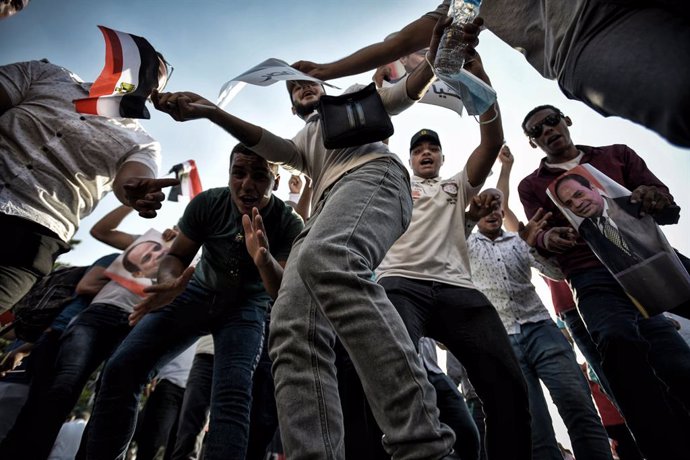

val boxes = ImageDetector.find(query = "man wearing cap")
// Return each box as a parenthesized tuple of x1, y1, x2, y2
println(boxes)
(376, 120, 532, 459)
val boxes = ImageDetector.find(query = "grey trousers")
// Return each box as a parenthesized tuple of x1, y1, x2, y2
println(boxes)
(269, 157, 455, 460)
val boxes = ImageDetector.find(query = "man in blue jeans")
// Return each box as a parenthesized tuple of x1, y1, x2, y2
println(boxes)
(468, 188, 612, 460)
(518, 104, 690, 459)
(150, 17, 473, 460)
(85, 144, 303, 460)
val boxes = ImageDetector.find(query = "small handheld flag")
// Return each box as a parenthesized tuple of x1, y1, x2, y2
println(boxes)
(168, 160, 202, 202)
(74, 26, 161, 119)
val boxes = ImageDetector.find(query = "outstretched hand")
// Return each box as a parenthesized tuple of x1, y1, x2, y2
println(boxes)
(243, 208, 271, 268)
(152, 90, 217, 122)
(128, 266, 195, 326)
(544, 226, 578, 253)
(122, 177, 180, 218)
(629, 185, 672, 216)
(467, 190, 500, 222)
(518, 207, 552, 247)
(498, 144, 514, 168)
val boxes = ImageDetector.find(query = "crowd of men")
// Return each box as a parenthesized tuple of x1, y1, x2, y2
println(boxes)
(1, 2, 689, 460)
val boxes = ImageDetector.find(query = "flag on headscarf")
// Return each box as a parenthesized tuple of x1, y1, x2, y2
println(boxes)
(168, 160, 202, 202)
(74, 26, 160, 119)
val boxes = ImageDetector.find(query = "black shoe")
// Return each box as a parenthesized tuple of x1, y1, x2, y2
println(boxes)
(439, 450, 462, 460)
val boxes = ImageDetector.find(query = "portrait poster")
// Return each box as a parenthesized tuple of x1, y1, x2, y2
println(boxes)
(104, 229, 172, 297)
(546, 164, 690, 317)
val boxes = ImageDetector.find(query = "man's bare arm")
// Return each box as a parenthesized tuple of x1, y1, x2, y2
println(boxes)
(293, 16, 436, 80)
(90, 205, 136, 250)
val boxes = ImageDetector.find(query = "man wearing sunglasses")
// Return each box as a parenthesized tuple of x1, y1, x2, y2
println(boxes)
(518, 104, 690, 459)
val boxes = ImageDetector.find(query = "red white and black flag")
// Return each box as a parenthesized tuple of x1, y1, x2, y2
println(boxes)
(74, 26, 160, 119)
(168, 160, 203, 202)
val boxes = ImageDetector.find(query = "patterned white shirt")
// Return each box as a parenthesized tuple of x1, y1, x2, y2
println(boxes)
(467, 230, 563, 334)
(0, 60, 160, 241)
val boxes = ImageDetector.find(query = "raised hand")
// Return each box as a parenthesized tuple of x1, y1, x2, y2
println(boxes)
(128, 266, 195, 326)
(242, 207, 271, 268)
(288, 175, 303, 195)
(498, 144, 514, 168)
(518, 207, 552, 247)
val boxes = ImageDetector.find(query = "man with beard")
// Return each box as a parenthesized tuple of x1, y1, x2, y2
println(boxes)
(149, 18, 475, 460)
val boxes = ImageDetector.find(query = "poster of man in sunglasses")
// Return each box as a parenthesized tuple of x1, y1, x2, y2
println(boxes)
(547, 164, 690, 317)
(105, 228, 173, 296)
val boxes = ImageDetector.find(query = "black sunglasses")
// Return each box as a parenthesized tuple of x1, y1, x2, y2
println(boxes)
(525, 112, 564, 139)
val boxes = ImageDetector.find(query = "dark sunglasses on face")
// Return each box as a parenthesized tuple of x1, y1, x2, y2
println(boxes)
(525, 112, 564, 139)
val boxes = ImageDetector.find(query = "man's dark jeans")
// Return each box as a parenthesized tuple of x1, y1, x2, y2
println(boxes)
(379, 276, 532, 460)
(570, 267, 690, 459)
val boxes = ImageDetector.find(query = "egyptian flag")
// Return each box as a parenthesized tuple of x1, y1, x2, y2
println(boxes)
(168, 160, 202, 202)
(74, 26, 160, 119)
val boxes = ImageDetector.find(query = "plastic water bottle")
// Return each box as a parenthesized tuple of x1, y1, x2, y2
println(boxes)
(433, 0, 481, 76)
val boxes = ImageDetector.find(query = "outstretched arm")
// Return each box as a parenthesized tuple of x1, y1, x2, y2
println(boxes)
(292, 15, 437, 80)
(495, 145, 520, 232)
(463, 53, 504, 187)
(90, 205, 136, 250)
(152, 91, 263, 147)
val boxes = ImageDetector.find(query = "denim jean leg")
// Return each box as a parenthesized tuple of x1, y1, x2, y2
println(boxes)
(134, 379, 185, 460)
(204, 302, 266, 460)
(171, 353, 213, 460)
(432, 284, 532, 460)
(0, 304, 130, 459)
(521, 321, 612, 460)
(509, 333, 562, 460)
(562, 308, 615, 400)
(270, 158, 454, 460)
(86, 285, 211, 460)
(571, 268, 690, 459)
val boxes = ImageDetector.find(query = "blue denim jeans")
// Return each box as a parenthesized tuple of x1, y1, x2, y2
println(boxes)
(268, 158, 455, 460)
(570, 267, 690, 459)
(86, 282, 268, 460)
(560, 308, 615, 400)
(0, 302, 131, 459)
(509, 319, 612, 460)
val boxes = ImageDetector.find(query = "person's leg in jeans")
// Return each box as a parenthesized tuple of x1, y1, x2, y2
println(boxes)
(434, 285, 531, 460)
(269, 158, 455, 460)
(0, 303, 131, 459)
(85, 286, 211, 460)
(204, 302, 266, 459)
(561, 308, 615, 400)
(521, 320, 612, 460)
(382, 278, 531, 460)
(133, 378, 185, 460)
(571, 268, 690, 459)
(170, 353, 213, 460)
(246, 320, 279, 460)
(427, 372, 480, 460)
(508, 332, 562, 460)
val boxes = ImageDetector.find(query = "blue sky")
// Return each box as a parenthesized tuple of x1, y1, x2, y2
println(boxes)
(2, 1, 687, 265)
(3, 1, 689, 446)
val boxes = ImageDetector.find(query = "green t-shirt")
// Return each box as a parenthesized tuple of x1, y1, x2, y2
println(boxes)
(178, 187, 303, 295)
